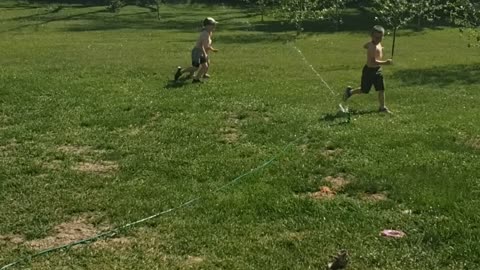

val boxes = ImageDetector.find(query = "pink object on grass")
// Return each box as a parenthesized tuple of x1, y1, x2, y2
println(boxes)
(380, 229, 406, 238)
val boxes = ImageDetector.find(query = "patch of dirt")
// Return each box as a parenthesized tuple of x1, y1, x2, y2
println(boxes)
(2, 215, 133, 251)
(150, 112, 161, 122)
(57, 145, 107, 155)
(298, 144, 308, 155)
(456, 132, 480, 150)
(220, 127, 241, 144)
(321, 148, 343, 159)
(227, 112, 242, 126)
(127, 127, 141, 136)
(0, 234, 25, 245)
(466, 137, 480, 150)
(282, 231, 307, 241)
(72, 161, 119, 174)
(302, 175, 351, 201)
(93, 236, 133, 250)
(324, 176, 350, 191)
(57, 145, 92, 155)
(361, 192, 388, 202)
(308, 186, 336, 200)
(182, 256, 205, 267)
(42, 160, 63, 170)
(0, 139, 18, 152)
(141, 112, 162, 130)
(54, 145, 115, 173)
(219, 112, 249, 144)
(27, 216, 102, 250)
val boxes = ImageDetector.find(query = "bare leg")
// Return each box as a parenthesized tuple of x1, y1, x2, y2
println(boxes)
(175, 66, 197, 81)
(194, 63, 208, 80)
(351, 88, 364, 95)
(378, 90, 385, 109)
(182, 66, 198, 75)
(343, 86, 364, 101)
(203, 63, 210, 78)
(204, 59, 211, 78)
(378, 90, 390, 113)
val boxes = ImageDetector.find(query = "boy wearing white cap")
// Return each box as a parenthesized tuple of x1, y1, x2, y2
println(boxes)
(175, 17, 219, 83)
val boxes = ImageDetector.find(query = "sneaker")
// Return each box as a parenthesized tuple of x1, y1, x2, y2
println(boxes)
(203, 73, 211, 79)
(174, 66, 182, 81)
(192, 79, 203, 84)
(379, 107, 391, 113)
(343, 86, 352, 101)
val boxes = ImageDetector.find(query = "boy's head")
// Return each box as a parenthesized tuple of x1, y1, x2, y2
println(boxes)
(371, 25, 385, 44)
(203, 17, 217, 31)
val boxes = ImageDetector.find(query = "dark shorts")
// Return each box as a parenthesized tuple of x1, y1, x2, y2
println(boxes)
(191, 47, 207, 68)
(361, 65, 385, 93)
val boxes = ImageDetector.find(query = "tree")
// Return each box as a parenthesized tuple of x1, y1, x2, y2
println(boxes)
(447, 0, 480, 47)
(243, 0, 279, 22)
(410, 0, 445, 29)
(372, 0, 416, 58)
(273, 0, 356, 35)
(321, 0, 350, 31)
(107, 0, 125, 12)
(276, 0, 331, 36)
(136, 0, 163, 19)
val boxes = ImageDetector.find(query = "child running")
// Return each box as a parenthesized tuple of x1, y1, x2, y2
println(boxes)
(174, 17, 219, 84)
(343, 25, 393, 113)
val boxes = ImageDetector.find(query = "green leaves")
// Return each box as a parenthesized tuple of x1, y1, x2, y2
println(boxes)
(373, 0, 416, 30)
(275, 0, 322, 35)
(446, 0, 480, 47)
(274, 0, 351, 35)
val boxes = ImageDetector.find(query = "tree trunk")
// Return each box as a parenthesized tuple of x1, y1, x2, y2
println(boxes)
(156, 0, 160, 20)
(391, 27, 397, 59)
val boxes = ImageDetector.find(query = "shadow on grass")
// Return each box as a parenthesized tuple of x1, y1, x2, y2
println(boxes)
(1, 2, 375, 35)
(236, 7, 444, 37)
(6, 5, 64, 21)
(250, 8, 376, 34)
(0, 2, 40, 9)
(0, 1, 101, 10)
(216, 32, 296, 44)
(63, 9, 252, 32)
(2, 4, 251, 33)
(164, 77, 191, 89)
(394, 64, 480, 87)
(10, 0, 107, 4)
(321, 108, 378, 123)
(0, 8, 107, 33)
(1, 3, 446, 41)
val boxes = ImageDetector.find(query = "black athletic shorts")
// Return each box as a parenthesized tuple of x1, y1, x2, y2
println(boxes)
(191, 47, 208, 68)
(361, 65, 385, 93)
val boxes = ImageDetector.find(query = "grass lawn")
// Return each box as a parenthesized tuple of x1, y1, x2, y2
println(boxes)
(1, 1, 480, 269)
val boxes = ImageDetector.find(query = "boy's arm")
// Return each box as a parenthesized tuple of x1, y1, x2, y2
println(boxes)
(206, 45, 218, 52)
(204, 32, 218, 52)
(200, 32, 218, 54)
(363, 42, 370, 49)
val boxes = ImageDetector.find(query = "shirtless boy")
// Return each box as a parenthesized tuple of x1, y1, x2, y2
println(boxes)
(343, 25, 393, 113)
(174, 17, 218, 83)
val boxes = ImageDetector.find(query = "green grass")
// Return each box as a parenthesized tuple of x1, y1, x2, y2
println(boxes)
(1, 1, 480, 269)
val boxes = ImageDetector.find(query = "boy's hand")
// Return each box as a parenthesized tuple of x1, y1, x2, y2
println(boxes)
(386, 59, 393, 65)
(211, 48, 219, 53)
